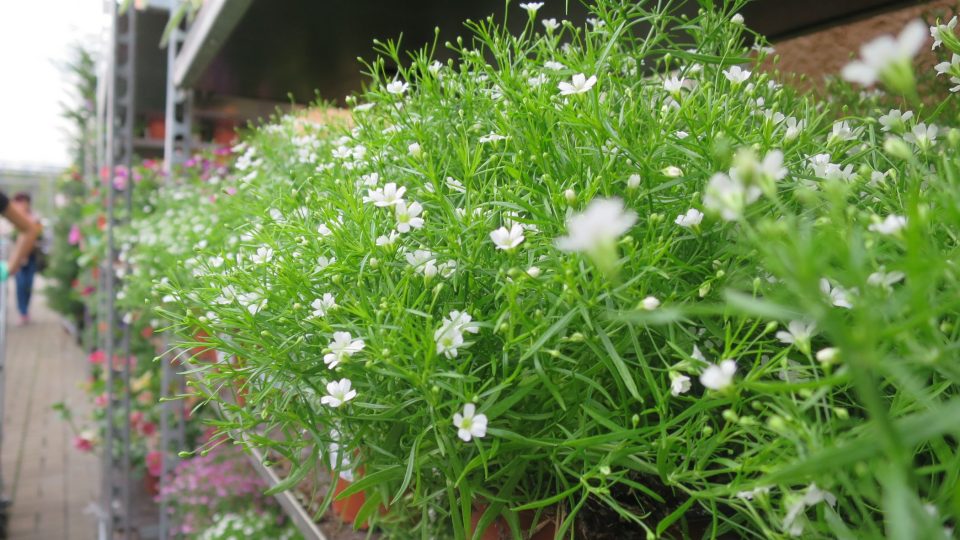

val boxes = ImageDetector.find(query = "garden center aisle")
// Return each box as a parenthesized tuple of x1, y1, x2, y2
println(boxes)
(1, 279, 99, 539)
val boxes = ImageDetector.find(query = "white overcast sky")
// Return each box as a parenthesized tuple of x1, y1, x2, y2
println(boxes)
(0, 0, 104, 169)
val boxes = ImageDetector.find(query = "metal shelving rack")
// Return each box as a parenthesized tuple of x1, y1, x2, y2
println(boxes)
(153, 2, 331, 536)
(99, 0, 136, 537)
(157, 2, 190, 537)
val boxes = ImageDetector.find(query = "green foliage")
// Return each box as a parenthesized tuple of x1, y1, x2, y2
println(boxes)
(116, 1, 960, 538)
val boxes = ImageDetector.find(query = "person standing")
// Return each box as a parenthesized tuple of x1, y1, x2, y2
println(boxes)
(7, 192, 42, 324)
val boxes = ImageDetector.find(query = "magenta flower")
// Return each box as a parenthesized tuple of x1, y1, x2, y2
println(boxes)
(68, 224, 82, 245)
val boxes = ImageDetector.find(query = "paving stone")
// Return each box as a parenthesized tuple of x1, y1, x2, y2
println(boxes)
(3, 285, 99, 539)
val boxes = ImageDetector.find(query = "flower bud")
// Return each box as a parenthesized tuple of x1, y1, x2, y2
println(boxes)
(883, 137, 913, 160)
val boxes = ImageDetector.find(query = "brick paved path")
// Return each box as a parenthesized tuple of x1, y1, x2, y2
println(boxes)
(1, 282, 99, 539)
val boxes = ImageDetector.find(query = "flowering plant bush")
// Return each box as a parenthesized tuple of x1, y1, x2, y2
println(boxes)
(125, 1, 960, 537)
(157, 438, 300, 538)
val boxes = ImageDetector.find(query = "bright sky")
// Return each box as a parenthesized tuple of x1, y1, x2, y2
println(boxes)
(0, 0, 104, 169)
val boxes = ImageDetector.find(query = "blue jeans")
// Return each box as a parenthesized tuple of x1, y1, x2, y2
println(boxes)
(15, 254, 36, 317)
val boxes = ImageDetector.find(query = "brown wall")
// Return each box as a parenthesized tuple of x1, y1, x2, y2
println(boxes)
(767, 0, 957, 83)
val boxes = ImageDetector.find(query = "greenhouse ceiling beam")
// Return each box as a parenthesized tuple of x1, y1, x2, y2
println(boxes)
(172, 0, 252, 89)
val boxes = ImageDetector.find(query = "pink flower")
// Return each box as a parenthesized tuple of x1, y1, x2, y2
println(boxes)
(68, 225, 82, 245)
(140, 421, 157, 437)
(94, 393, 109, 408)
(88, 350, 105, 364)
(130, 411, 144, 427)
(146, 451, 163, 477)
(73, 435, 95, 452)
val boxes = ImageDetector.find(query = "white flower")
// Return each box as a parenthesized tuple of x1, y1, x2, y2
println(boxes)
(408, 142, 422, 157)
(867, 268, 905, 289)
(815, 347, 839, 364)
(394, 200, 425, 233)
(735, 486, 771, 501)
(782, 116, 805, 141)
(703, 172, 761, 221)
(354, 103, 375, 112)
(542, 18, 560, 32)
(251, 246, 273, 265)
(518, 2, 543, 15)
(311, 293, 337, 318)
(526, 266, 542, 278)
(490, 223, 525, 250)
(364, 183, 406, 206)
(691, 345, 706, 363)
(730, 13, 744, 24)
(386, 80, 409, 95)
(318, 223, 333, 237)
(930, 16, 957, 49)
(438, 260, 457, 278)
(675, 208, 704, 228)
(829, 120, 858, 142)
(784, 484, 837, 537)
(903, 122, 937, 147)
(662, 165, 683, 177)
(453, 403, 488, 442)
(405, 249, 436, 270)
(209, 256, 224, 268)
(819, 279, 853, 309)
(478, 132, 507, 144)
(722, 65, 751, 85)
(445, 177, 466, 192)
(320, 378, 357, 408)
(700, 360, 737, 390)
(641, 296, 660, 310)
(434, 310, 479, 358)
(376, 231, 399, 247)
(557, 73, 597, 95)
(842, 20, 926, 87)
(663, 75, 685, 95)
(868, 214, 907, 235)
(237, 292, 266, 315)
(544, 60, 566, 70)
(555, 198, 637, 252)
(878, 109, 913, 132)
(627, 174, 642, 189)
(317, 256, 335, 270)
(776, 321, 817, 347)
(323, 332, 365, 369)
(935, 54, 959, 75)
(434, 324, 465, 358)
(670, 373, 691, 396)
(527, 73, 549, 87)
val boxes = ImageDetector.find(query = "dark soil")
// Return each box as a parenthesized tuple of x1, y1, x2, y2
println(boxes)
(574, 476, 727, 540)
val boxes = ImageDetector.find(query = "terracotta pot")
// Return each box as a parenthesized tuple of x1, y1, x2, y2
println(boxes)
(332, 474, 369, 529)
(191, 329, 218, 363)
(213, 120, 237, 145)
(230, 355, 248, 407)
(147, 116, 165, 140)
(470, 504, 558, 540)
